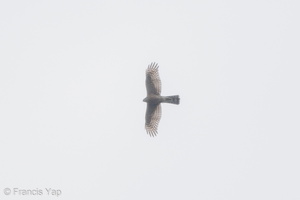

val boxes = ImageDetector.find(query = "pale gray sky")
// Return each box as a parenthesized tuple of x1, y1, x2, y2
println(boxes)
(1, 0, 300, 200)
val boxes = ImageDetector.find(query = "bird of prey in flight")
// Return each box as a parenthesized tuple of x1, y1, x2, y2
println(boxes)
(143, 62, 180, 137)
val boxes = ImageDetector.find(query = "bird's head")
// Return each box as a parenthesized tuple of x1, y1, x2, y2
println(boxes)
(143, 97, 148, 102)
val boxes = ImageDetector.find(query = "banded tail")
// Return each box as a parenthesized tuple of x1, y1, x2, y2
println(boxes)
(163, 95, 180, 105)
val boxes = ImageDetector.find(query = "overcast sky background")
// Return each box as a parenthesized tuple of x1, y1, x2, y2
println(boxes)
(1, 0, 300, 200)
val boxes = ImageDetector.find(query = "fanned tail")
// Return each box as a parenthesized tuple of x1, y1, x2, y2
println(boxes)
(164, 95, 180, 105)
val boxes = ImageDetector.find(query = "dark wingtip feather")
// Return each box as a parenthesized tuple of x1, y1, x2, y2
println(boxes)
(148, 62, 159, 70)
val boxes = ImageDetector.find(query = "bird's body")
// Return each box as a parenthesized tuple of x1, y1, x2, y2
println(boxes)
(143, 95, 163, 104)
(143, 62, 180, 136)
(143, 95, 180, 105)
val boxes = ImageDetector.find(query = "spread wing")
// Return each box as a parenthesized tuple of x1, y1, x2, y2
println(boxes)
(145, 103, 161, 137)
(146, 62, 161, 95)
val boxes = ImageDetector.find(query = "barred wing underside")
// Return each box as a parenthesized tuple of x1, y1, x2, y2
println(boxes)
(145, 103, 161, 137)
(145, 63, 161, 95)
